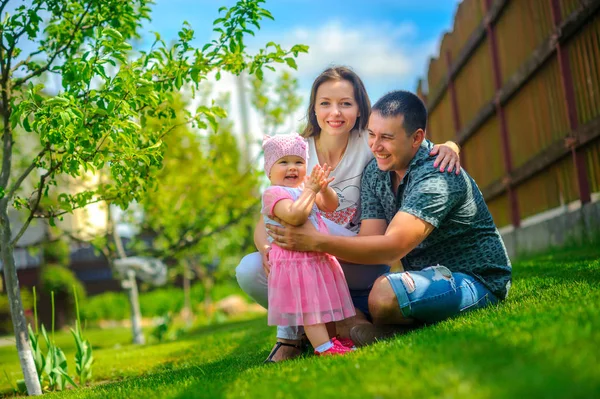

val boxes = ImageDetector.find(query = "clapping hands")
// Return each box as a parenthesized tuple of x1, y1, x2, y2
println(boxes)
(306, 164, 335, 193)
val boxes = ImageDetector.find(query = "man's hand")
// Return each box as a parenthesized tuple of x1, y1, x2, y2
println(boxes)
(430, 141, 461, 174)
(266, 216, 321, 252)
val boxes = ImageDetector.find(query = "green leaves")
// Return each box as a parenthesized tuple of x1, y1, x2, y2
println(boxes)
(0, 1, 308, 346)
(129, 91, 260, 266)
(250, 70, 303, 135)
(27, 324, 45, 386)
(284, 57, 297, 69)
(19, 323, 78, 392)
(71, 288, 93, 385)
(102, 27, 123, 41)
(201, 0, 307, 77)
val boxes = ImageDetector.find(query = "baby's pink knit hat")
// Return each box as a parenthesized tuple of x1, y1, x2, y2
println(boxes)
(263, 133, 309, 175)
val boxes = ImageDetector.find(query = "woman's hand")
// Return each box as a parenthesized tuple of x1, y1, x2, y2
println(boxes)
(266, 216, 320, 252)
(261, 245, 271, 277)
(430, 141, 461, 174)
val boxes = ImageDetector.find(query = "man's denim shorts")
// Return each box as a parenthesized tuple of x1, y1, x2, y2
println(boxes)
(385, 265, 498, 323)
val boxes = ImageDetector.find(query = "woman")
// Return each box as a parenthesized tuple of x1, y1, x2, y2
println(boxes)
(236, 66, 461, 362)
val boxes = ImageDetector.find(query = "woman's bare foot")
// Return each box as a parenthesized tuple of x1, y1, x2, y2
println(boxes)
(264, 338, 303, 363)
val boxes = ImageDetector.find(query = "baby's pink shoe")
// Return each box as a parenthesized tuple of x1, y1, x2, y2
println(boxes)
(336, 336, 357, 349)
(315, 338, 353, 356)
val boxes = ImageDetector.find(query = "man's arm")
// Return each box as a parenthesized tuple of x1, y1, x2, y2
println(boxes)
(315, 211, 434, 265)
(357, 218, 387, 236)
(267, 211, 434, 265)
(331, 218, 388, 264)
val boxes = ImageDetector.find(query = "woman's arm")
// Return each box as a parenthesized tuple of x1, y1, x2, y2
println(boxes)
(253, 217, 272, 276)
(316, 186, 338, 213)
(254, 217, 270, 253)
(430, 140, 461, 174)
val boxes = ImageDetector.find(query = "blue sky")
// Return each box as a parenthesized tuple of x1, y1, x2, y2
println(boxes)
(142, 0, 460, 100)
(138, 0, 461, 137)
(11, 0, 461, 137)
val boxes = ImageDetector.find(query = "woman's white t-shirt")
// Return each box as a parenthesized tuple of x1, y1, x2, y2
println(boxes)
(307, 131, 373, 234)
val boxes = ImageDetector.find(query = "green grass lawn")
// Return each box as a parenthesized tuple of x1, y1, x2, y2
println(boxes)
(1, 243, 599, 398)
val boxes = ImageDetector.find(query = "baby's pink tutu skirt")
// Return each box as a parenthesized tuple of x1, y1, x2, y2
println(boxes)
(267, 246, 356, 327)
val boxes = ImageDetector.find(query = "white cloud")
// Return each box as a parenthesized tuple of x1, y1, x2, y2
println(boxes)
(196, 19, 442, 163)
(288, 20, 417, 81)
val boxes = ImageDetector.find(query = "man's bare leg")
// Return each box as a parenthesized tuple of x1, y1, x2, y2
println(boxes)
(335, 308, 371, 338)
(326, 322, 336, 339)
(349, 276, 416, 346)
(369, 275, 415, 325)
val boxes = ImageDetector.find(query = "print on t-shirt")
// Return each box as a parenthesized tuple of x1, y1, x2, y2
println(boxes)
(321, 174, 360, 227)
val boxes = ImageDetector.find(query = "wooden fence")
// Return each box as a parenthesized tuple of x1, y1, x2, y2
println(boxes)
(417, 0, 600, 228)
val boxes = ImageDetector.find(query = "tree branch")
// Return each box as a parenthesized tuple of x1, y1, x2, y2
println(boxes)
(34, 195, 118, 219)
(12, 190, 117, 248)
(144, 200, 259, 257)
(12, 2, 92, 88)
(65, 230, 114, 267)
(9, 158, 59, 247)
(6, 146, 48, 201)
(0, 1, 10, 21)
(0, 91, 13, 188)
(10, 47, 44, 74)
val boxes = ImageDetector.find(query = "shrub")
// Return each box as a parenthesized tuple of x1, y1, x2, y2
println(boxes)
(140, 288, 185, 317)
(40, 266, 86, 305)
(80, 292, 129, 322)
(79, 280, 248, 323)
(0, 288, 34, 334)
(43, 240, 70, 265)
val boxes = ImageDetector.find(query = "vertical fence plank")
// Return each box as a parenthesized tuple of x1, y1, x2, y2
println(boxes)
(551, 0, 592, 204)
(423, 0, 599, 227)
(445, 51, 462, 137)
(485, 0, 521, 227)
(428, 91, 455, 144)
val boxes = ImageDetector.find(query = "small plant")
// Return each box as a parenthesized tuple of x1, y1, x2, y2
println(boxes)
(41, 292, 77, 391)
(151, 313, 172, 343)
(4, 369, 26, 395)
(18, 289, 78, 392)
(40, 323, 77, 390)
(70, 287, 93, 385)
(28, 288, 45, 386)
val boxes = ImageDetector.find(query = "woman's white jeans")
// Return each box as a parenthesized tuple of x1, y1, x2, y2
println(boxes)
(235, 218, 389, 340)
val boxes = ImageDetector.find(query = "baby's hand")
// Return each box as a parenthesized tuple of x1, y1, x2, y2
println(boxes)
(319, 163, 335, 191)
(306, 165, 324, 193)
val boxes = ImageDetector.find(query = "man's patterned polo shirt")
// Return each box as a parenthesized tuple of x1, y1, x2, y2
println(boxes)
(360, 139, 512, 299)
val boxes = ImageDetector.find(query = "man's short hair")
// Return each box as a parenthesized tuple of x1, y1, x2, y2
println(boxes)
(372, 90, 427, 136)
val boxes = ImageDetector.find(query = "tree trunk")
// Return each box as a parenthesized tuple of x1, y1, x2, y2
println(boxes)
(203, 271, 213, 317)
(113, 223, 145, 344)
(0, 205, 42, 395)
(122, 270, 144, 345)
(182, 260, 191, 326)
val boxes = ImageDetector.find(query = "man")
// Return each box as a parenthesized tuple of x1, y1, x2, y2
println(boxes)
(267, 90, 512, 346)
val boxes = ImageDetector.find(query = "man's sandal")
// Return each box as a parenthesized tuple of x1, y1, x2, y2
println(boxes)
(263, 341, 304, 363)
